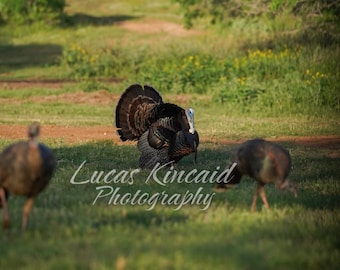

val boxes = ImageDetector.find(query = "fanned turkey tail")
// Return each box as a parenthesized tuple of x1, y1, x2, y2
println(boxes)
(115, 84, 163, 141)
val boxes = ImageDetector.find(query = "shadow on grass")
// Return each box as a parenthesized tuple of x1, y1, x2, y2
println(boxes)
(91, 208, 188, 229)
(212, 180, 340, 212)
(52, 141, 339, 216)
(0, 43, 62, 73)
(0, 14, 136, 74)
(60, 13, 138, 27)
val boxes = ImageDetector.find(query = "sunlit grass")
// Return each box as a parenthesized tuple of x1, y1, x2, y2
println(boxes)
(0, 102, 113, 126)
(0, 96, 338, 137)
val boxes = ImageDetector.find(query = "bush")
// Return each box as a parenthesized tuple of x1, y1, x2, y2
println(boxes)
(139, 53, 224, 94)
(173, 0, 340, 46)
(60, 44, 131, 80)
(59, 41, 339, 116)
(0, 0, 65, 25)
(213, 45, 340, 115)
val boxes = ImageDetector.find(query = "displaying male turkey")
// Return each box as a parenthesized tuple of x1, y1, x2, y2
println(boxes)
(115, 84, 199, 169)
(214, 139, 297, 211)
(0, 123, 57, 231)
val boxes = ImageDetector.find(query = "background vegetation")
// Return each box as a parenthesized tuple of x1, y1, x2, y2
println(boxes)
(0, 0, 65, 25)
(0, 0, 339, 116)
(0, 0, 339, 269)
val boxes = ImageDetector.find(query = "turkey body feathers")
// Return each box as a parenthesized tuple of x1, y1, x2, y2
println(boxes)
(236, 139, 291, 185)
(0, 123, 57, 230)
(168, 130, 199, 160)
(0, 142, 56, 196)
(115, 84, 199, 169)
(137, 131, 171, 169)
(215, 139, 297, 211)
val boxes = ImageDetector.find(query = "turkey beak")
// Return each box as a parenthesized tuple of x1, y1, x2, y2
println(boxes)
(189, 122, 195, 134)
(186, 108, 195, 134)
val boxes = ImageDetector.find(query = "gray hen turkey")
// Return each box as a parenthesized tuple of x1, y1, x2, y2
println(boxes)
(0, 123, 57, 230)
(115, 84, 199, 169)
(214, 139, 297, 211)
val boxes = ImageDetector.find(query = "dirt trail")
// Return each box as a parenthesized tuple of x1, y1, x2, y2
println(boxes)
(1, 124, 339, 152)
(0, 124, 121, 144)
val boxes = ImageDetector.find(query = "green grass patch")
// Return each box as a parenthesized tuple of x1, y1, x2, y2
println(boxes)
(0, 140, 339, 269)
(0, 102, 113, 126)
(0, 87, 79, 99)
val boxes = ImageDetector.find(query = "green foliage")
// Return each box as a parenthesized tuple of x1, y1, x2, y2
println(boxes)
(58, 42, 340, 115)
(138, 52, 223, 94)
(0, 0, 65, 25)
(140, 45, 339, 115)
(174, 0, 340, 45)
(269, 0, 297, 12)
(60, 44, 129, 80)
(292, 0, 340, 45)
(213, 46, 340, 115)
(173, 0, 274, 28)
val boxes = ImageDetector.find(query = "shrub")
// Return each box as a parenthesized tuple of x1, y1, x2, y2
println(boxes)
(60, 44, 130, 80)
(139, 53, 224, 94)
(59, 42, 339, 116)
(0, 0, 65, 24)
(214, 45, 340, 115)
(174, 0, 340, 46)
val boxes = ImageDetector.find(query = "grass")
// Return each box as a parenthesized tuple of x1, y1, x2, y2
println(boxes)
(0, 141, 339, 269)
(0, 102, 111, 126)
(0, 0, 339, 269)
(0, 96, 339, 137)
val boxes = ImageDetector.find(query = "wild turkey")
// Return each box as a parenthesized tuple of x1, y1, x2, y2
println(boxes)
(214, 139, 297, 211)
(0, 123, 57, 230)
(115, 84, 199, 169)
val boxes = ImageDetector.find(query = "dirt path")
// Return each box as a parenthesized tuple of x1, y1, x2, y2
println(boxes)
(0, 124, 122, 144)
(1, 124, 339, 152)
